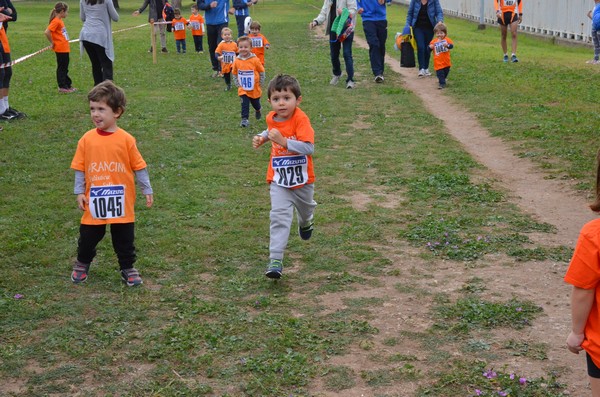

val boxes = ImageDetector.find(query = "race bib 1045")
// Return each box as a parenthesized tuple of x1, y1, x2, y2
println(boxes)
(272, 155, 308, 188)
(89, 185, 125, 220)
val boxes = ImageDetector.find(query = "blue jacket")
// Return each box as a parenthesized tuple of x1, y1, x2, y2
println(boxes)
(357, 0, 390, 22)
(593, 3, 600, 31)
(406, 0, 443, 28)
(197, 0, 230, 25)
(232, 0, 250, 17)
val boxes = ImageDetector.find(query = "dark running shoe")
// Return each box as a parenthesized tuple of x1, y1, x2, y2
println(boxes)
(0, 110, 16, 121)
(71, 260, 91, 283)
(121, 267, 143, 287)
(265, 259, 283, 279)
(299, 222, 314, 240)
(8, 108, 27, 119)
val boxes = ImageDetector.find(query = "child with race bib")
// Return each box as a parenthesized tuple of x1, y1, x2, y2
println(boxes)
(171, 8, 188, 53)
(428, 22, 453, 89)
(215, 27, 238, 91)
(189, 4, 205, 53)
(233, 35, 265, 127)
(252, 74, 317, 279)
(45, 2, 76, 93)
(248, 20, 270, 66)
(70, 81, 154, 287)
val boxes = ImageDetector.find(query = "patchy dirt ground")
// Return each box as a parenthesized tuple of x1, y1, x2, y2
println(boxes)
(302, 34, 596, 396)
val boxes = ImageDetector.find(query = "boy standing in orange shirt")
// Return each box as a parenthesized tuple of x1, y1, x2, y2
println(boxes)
(189, 4, 204, 53)
(252, 75, 317, 279)
(70, 81, 154, 287)
(233, 35, 264, 127)
(428, 23, 453, 89)
(248, 20, 270, 66)
(215, 27, 238, 90)
(171, 8, 188, 53)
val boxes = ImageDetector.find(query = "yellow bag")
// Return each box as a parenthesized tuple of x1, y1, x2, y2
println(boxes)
(394, 26, 417, 51)
(407, 26, 417, 50)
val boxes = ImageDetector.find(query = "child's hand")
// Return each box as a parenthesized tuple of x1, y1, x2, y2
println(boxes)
(267, 128, 287, 147)
(77, 194, 88, 211)
(566, 331, 585, 354)
(145, 194, 154, 208)
(252, 135, 265, 148)
(217, 55, 223, 61)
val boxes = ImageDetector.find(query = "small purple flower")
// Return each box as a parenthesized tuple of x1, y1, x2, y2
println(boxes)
(516, 307, 523, 312)
(477, 236, 483, 241)
(498, 392, 507, 397)
(483, 369, 497, 379)
(510, 373, 515, 380)
(519, 377, 527, 385)
(475, 389, 482, 396)
(13, 294, 23, 299)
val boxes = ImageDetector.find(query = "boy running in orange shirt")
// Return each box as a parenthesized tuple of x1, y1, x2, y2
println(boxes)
(233, 35, 265, 127)
(171, 8, 188, 53)
(428, 22, 453, 89)
(252, 74, 317, 279)
(215, 27, 238, 90)
(70, 81, 154, 287)
(189, 4, 204, 53)
(248, 20, 270, 66)
(45, 2, 76, 93)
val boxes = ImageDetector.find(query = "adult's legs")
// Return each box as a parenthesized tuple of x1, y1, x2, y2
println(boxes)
(329, 32, 342, 77)
(207, 23, 228, 71)
(156, 19, 167, 49)
(110, 222, 136, 270)
(342, 31, 354, 82)
(499, 24, 508, 54)
(375, 20, 388, 74)
(412, 26, 428, 70)
(593, 29, 600, 60)
(236, 15, 245, 37)
(82, 41, 105, 85)
(362, 20, 387, 76)
(509, 20, 519, 55)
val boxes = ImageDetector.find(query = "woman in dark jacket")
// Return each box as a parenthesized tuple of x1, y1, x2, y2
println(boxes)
(405, 0, 443, 77)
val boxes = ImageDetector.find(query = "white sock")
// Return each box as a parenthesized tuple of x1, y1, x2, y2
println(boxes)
(4, 96, 8, 109)
(0, 97, 7, 114)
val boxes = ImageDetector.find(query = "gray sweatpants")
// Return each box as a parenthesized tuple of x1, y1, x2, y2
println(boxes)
(269, 183, 317, 260)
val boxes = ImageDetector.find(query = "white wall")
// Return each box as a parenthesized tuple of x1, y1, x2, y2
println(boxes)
(393, 0, 595, 42)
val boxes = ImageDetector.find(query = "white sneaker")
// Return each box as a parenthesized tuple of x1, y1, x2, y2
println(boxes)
(330, 75, 340, 85)
(346, 80, 356, 89)
(418, 69, 425, 77)
(424, 69, 432, 76)
(374, 75, 384, 83)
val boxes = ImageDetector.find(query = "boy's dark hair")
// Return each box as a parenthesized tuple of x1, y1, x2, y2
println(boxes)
(174, 7, 180, 15)
(250, 21, 261, 30)
(237, 35, 251, 46)
(267, 74, 301, 99)
(191, 3, 198, 10)
(88, 81, 126, 116)
(434, 22, 447, 35)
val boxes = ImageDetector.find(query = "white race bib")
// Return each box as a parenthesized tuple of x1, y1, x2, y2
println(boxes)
(173, 22, 185, 31)
(504, 0, 516, 6)
(238, 70, 255, 91)
(251, 37, 263, 48)
(223, 51, 235, 64)
(89, 185, 125, 220)
(190, 21, 201, 30)
(62, 27, 70, 40)
(434, 41, 448, 55)
(272, 155, 308, 188)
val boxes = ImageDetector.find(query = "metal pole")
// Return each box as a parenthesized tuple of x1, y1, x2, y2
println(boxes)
(478, 0, 486, 30)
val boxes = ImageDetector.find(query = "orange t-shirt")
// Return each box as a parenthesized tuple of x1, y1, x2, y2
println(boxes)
(249, 33, 270, 65)
(565, 218, 600, 368)
(265, 108, 315, 188)
(171, 17, 188, 40)
(0, 24, 11, 53)
(188, 14, 204, 36)
(494, 0, 522, 14)
(429, 36, 453, 71)
(232, 54, 264, 99)
(215, 40, 238, 73)
(47, 17, 70, 53)
(71, 128, 148, 225)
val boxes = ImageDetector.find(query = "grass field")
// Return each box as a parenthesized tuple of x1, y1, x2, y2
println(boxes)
(0, 0, 598, 395)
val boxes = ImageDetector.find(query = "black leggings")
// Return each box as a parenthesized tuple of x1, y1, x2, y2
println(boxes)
(82, 40, 113, 85)
(77, 223, 136, 270)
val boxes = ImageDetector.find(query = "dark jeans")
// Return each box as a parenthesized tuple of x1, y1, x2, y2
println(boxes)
(362, 19, 387, 76)
(223, 72, 231, 86)
(82, 40, 113, 85)
(77, 223, 136, 270)
(235, 14, 247, 37)
(0, 48, 12, 89)
(413, 26, 435, 70)
(329, 31, 354, 82)
(240, 94, 261, 119)
(207, 23, 228, 71)
(436, 67, 450, 85)
(55, 52, 72, 89)
(176, 39, 187, 53)
(193, 35, 204, 52)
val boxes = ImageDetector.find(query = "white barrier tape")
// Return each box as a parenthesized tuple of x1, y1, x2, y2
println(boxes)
(0, 23, 149, 69)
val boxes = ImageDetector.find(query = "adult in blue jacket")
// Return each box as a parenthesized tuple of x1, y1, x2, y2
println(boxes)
(357, 0, 390, 83)
(232, 0, 257, 38)
(405, 0, 443, 77)
(198, 0, 230, 75)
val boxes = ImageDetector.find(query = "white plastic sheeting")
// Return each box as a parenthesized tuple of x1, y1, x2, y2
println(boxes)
(393, 0, 595, 42)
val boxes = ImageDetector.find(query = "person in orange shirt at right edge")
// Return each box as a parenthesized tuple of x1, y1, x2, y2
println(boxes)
(215, 27, 238, 91)
(428, 22, 453, 89)
(566, 151, 600, 397)
(248, 20, 270, 66)
(494, 0, 522, 63)
(252, 74, 317, 280)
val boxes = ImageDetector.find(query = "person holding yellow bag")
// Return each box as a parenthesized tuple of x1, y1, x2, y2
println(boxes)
(405, 0, 444, 78)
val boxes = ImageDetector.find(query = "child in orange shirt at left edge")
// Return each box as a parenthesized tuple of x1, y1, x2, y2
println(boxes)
(45, 2, 76, 93)
(428, 22, 453, 89)
(171, 8, 188, 53)
(215, 27, 238, 91)
(233, 35, 265, 127)
(70, 81, 154, 287)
